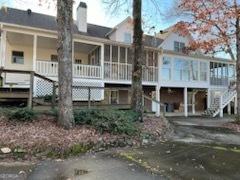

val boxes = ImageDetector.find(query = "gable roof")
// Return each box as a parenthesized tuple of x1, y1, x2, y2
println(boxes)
(0, 7, 112, 38)
(0, 7, 163, 48)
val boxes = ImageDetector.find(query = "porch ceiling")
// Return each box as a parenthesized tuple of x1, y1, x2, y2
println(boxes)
(74, 42, 98, 54)
(7, 32, 33, 46)
(37, 36, 98, 54)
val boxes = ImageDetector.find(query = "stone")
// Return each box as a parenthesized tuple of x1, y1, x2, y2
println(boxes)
(1, 147, 11, 154)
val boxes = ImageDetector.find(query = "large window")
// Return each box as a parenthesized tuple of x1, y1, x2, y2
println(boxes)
(228, 64, 235, 81)
(12, 51, 24, 64)
(210, 62, 229, 85)
(190, 61, 198, 81)
(200, 62, 207, 81)
(162, 57, 171, 80)
(174, 41, 185, 52)
(173, 59, 189, 81)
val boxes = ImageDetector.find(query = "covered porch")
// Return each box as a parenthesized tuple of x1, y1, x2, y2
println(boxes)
(153, 87, 208, 117)
(35, 36, 102, 79)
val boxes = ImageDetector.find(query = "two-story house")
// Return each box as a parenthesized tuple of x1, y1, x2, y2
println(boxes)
(0, 2, 237, 117)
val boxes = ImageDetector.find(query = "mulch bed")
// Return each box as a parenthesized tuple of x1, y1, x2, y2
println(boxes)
(0, 115, 168, 159)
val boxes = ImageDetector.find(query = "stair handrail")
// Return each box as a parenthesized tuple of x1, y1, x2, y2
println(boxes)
(220, 83, 237, 108)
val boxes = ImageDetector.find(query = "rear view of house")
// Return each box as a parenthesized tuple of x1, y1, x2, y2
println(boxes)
(0, 2, 237, 117)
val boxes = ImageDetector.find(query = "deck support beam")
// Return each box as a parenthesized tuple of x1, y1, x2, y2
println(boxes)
(184, 87, 188, 117)
(155, 85, 160, 117)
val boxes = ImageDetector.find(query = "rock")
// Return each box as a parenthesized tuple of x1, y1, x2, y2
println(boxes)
(1, 147, 11, 154)
(142, 139, 149, 145)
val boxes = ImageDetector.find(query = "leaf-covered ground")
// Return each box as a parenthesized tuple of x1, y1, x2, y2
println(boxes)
(0, 114, 167, 159)
(223, 122, 240, 133)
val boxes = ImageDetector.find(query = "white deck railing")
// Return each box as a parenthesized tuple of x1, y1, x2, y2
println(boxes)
(104, 62, 158, 82)
(36, 60, 101, 79)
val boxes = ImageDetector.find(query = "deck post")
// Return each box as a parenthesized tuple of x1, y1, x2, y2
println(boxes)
(228, 103, 231, 115)
(155, 86, 160, 117)
(52, 82, 56, 109)
(234, 96, 237, 115)
(184, 87, 188, 117)
(207, 88, 211, 109)
(192, 92, 196, 115)
(88, 87, 91, 108)
(28, 71, 34, 109)
(219, 95, 223, 118)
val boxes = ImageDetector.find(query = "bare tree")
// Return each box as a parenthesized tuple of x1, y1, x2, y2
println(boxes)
(131, 0, 144, 120)
(103, 0, 161, 120)
(56, 0, 74, 129)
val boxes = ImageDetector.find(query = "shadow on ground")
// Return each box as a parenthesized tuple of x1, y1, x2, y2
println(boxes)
(120, 141, 240, 180)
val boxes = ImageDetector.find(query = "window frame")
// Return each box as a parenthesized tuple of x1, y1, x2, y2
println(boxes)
(12, 51, 24, 64)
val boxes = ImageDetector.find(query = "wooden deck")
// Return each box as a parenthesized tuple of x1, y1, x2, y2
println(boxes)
(0, 88, 29, 100)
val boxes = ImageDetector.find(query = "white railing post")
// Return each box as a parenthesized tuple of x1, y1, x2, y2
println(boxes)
(220, 95, 223, 118)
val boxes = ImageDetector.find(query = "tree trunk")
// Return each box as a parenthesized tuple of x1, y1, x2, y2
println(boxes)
(236, 16, 240, 120)
(131, 0, 144, 121)
(57, 0, 74, 129)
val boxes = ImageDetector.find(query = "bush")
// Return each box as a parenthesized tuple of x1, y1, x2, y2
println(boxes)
(74, 109, 139, 135)
(6, 108, 37, 122)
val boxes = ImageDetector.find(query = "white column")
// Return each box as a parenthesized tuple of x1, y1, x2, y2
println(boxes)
(155, 86, 160, 117)
(184, 87, 188, 117)
(228, 103, 231, 115)
(0, 29, 7, 68)
(101, 44, 104, 80)
(192, 92, 196, 115)
(32, 35, 37, 71)
(220, 95, 223, 118)
(207, 88, 211, 109)
(234, 96, 237, 115)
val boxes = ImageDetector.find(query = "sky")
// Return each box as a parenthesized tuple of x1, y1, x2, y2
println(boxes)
(0, 0, 178, 34)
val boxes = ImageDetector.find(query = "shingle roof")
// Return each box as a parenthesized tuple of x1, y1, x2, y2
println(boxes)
(0, 7, 112, 38)
(0, 7, 163, 48)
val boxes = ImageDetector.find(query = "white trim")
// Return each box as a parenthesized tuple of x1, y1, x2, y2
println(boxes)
(32, 34, 37, 71)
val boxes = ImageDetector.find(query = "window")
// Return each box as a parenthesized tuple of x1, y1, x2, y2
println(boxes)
(124, 33, 132, 44)
(162, 57, 171, 81)
(200, 62, 207, 81)
(12, 51, 24, 64)
(190, 61, 198, 81)
(174, 41, 185, 52)
(75, 59, 82, 64)
(51, 55, 58, 62)
(173, 59, 189, 81)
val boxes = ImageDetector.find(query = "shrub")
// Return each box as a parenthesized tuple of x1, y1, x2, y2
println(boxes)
(7, 108, 37, 122)
(74, 109, 139, 135)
